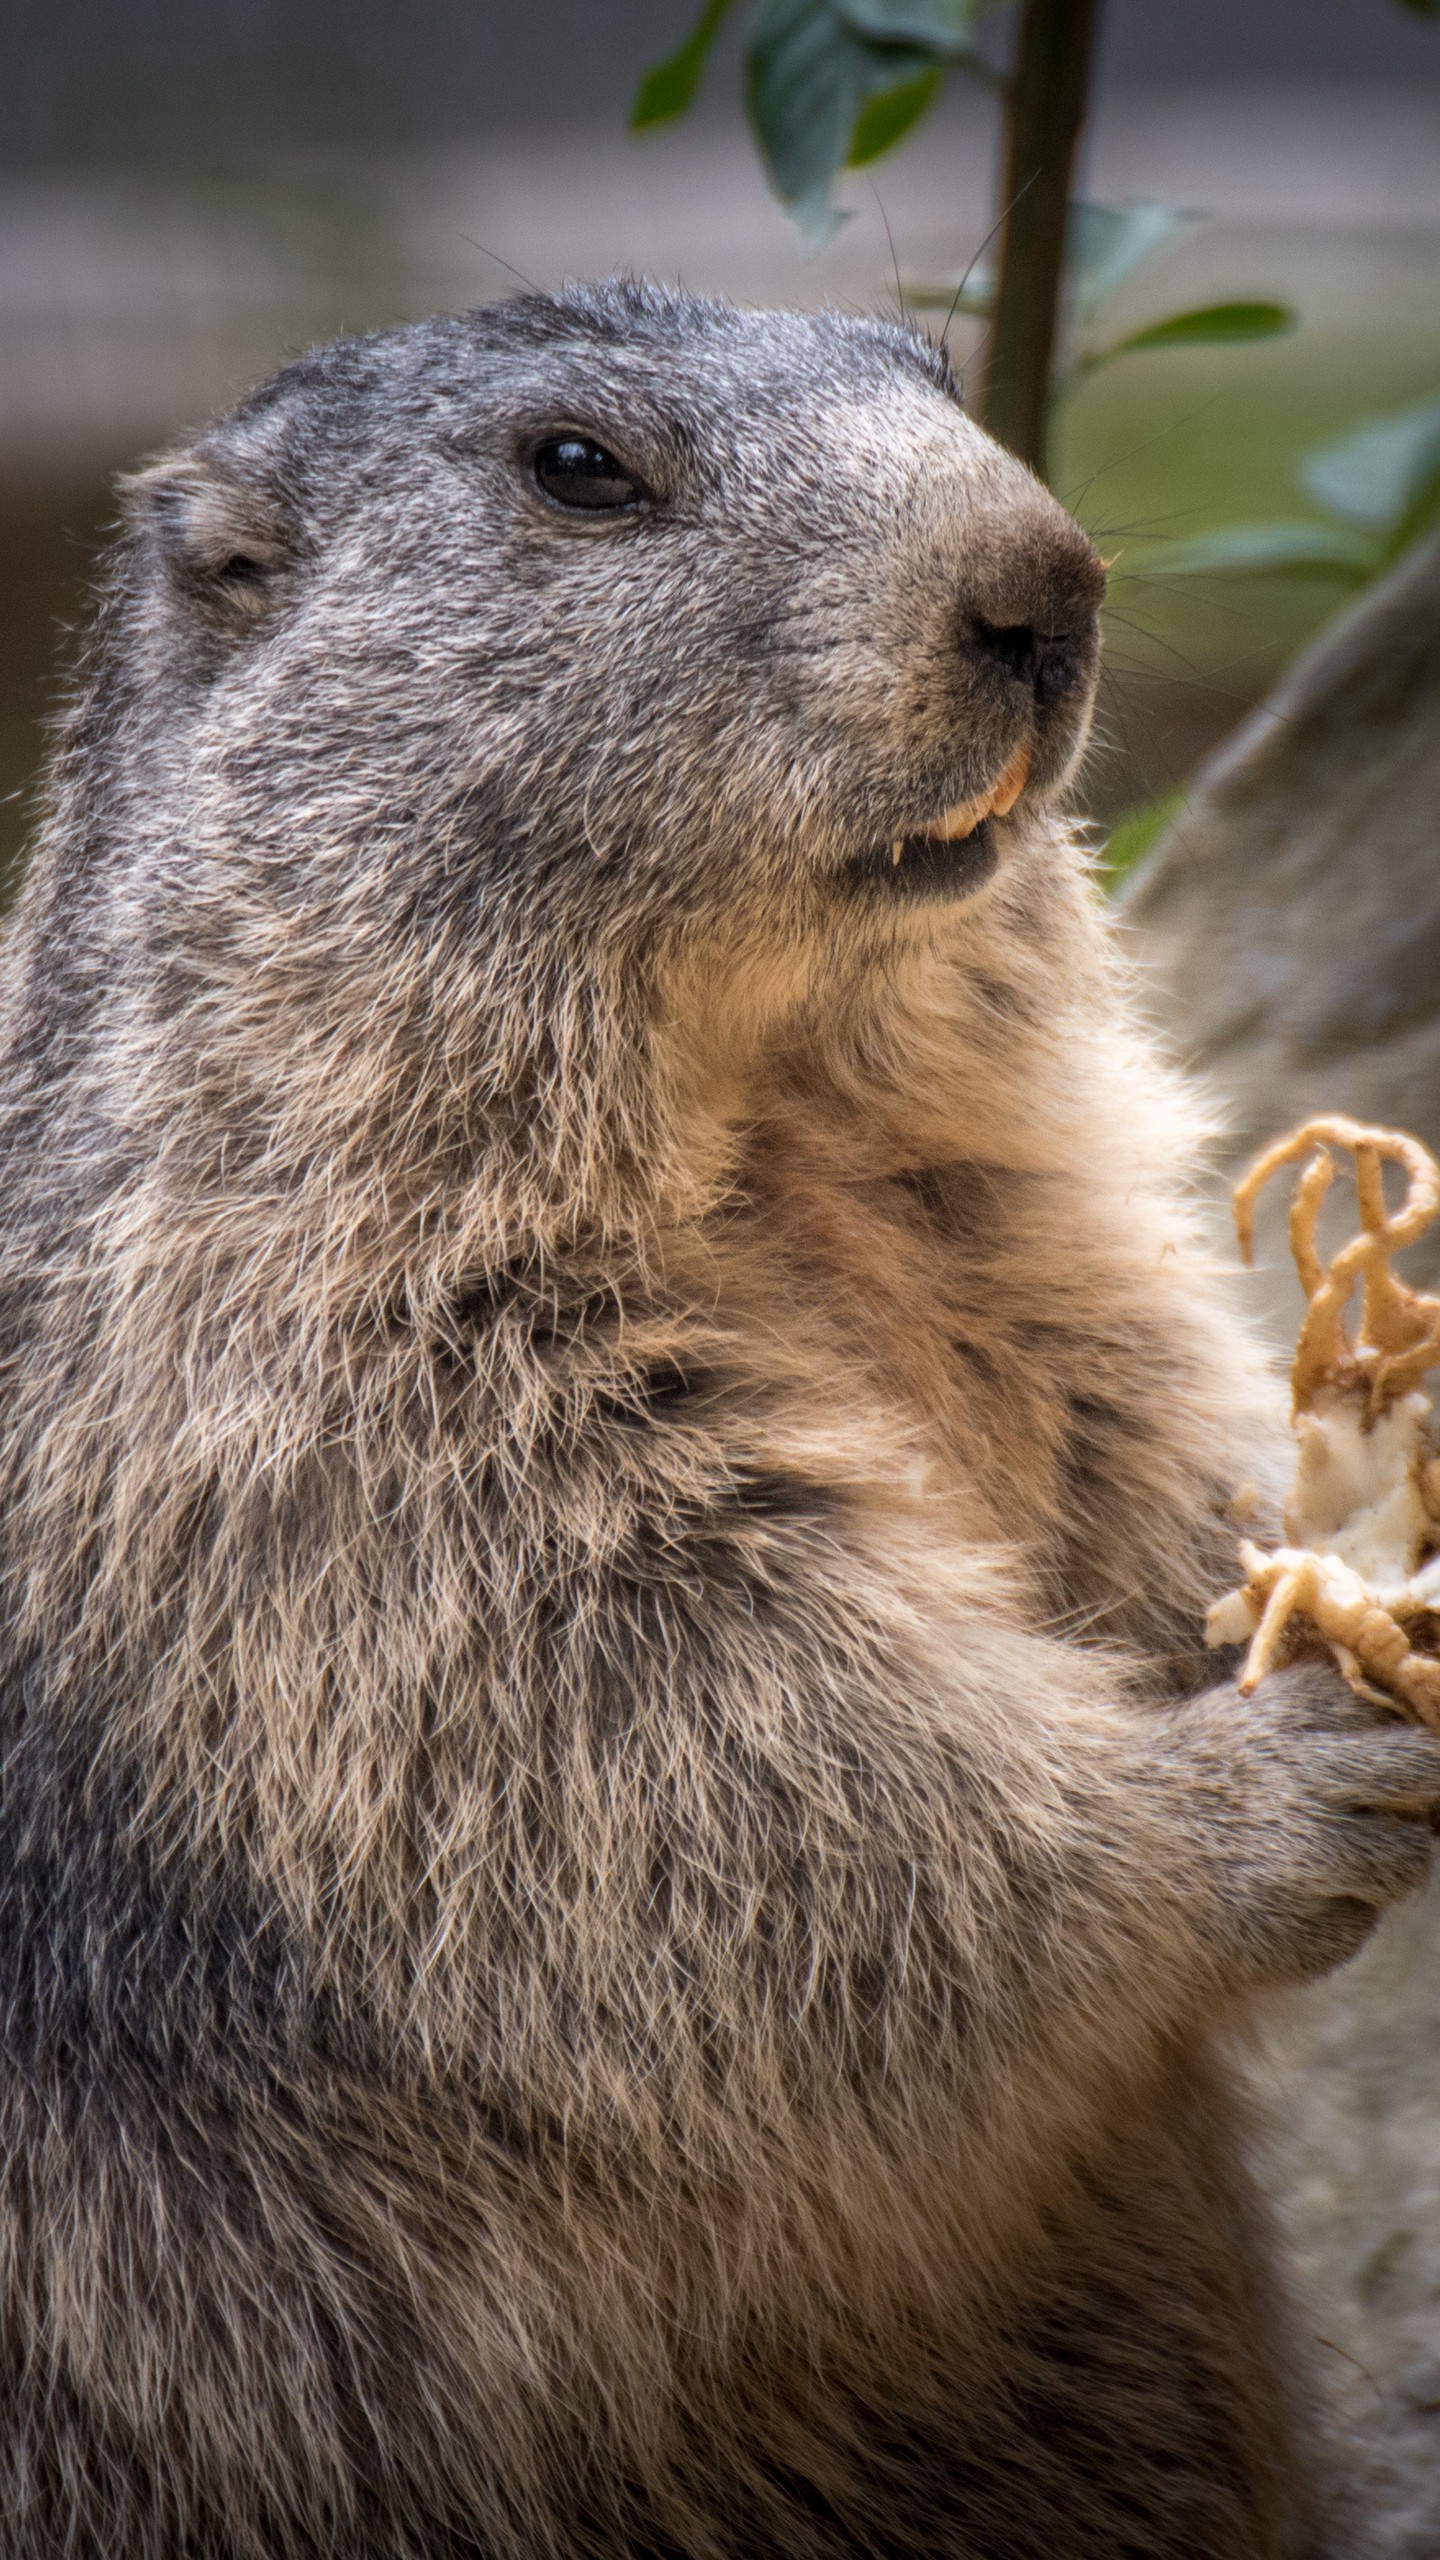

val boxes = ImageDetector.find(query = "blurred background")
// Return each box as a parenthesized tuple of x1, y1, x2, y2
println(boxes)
(3, 0, 1439, 891)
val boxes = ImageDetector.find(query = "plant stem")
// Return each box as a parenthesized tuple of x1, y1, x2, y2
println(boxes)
(982, 0, 1104, 481)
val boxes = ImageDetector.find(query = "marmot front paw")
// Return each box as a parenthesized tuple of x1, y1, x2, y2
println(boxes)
(1164, 1660, 1440, 1988)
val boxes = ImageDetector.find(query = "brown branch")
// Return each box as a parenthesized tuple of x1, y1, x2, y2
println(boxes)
(982, 0, 1104, 481)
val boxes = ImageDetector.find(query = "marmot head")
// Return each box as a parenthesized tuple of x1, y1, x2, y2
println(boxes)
(47, 282, 1105, 1241)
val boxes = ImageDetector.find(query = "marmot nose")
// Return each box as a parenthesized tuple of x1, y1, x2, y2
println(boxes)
(965, 611, 1094, 711)
(957, 505, 1105, 713)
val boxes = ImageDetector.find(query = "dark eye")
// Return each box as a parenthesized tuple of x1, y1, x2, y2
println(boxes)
(532, 437, 644, 512)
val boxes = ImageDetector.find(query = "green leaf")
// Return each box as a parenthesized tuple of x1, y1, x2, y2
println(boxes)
(901, 277, 994, 315)
(1381, 453, 1440, 565)
(1065, 201, 1197, 321)
(1297, 393, 1440, 532)
(838, 0, 982, 42)
(847, 63, 943, 163)
(1099, 790, 1186, 890)
(631, 0, 735, 128)
(744, 0, 931, 238)
(1154, 520, 1377, 578)
(1084, 300, 1294, 373)
(1396, 0, 1438, 15)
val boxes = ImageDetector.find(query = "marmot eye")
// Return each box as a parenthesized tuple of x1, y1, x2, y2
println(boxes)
(532, 437, 644, 511)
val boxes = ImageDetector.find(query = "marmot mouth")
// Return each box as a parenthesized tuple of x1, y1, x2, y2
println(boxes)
(843, 739, 1029, 905)
(846, 820, 999, 902)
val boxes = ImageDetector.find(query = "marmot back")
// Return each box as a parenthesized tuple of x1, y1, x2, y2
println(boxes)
(0, 281, 1436, 2560)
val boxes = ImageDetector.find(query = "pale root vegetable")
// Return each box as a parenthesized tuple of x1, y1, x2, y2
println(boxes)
(1206, 1117, 1440, 1727)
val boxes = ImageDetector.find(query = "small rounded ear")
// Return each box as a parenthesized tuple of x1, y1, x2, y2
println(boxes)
(123, 445, 295, 622)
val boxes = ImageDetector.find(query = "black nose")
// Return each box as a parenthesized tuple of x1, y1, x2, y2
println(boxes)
(968, 614, 1087, 710)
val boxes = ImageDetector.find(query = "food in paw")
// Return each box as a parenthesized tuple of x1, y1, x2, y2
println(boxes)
(1207, 1117, 1440, 1727)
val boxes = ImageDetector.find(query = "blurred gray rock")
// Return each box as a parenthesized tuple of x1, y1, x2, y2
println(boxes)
(1126, 529, 1440, 2556)
(1125, 528, 1440, 1323)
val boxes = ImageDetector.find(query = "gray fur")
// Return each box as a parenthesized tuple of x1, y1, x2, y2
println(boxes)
(0, 282, 1436, 2558)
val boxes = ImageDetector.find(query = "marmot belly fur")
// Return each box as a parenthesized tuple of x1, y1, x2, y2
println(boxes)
(1, 283, 1437, 2560)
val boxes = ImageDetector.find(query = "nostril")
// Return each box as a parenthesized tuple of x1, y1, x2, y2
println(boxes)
(969, 617, 1038, 687)
(968, 614, 1091, 708)
(1034, 645, 1081, 709)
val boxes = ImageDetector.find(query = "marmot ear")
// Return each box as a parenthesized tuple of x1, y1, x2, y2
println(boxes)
(123, 447, 296, 623)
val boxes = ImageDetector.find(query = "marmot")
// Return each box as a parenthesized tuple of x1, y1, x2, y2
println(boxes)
(0, 281, 1436, 2560)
